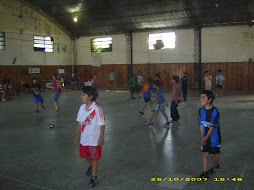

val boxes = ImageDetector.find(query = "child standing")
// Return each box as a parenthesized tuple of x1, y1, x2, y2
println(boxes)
(92, 73, 99, 97)
(31, 77, 46, 112)
(155, 74, 165, 88)
(128, 74, 136, 99)
(135, 71, 143, 98)
(74, 86, 105, 188)
(0, 80, 6, 102)
(198, 90, 221, 179)
(180, 73, 188, 101)
(139, 77, 154, 114)
(146, 80, 171, 129)
(171, 76, 181, 121)
(47, 73, 61, 114)
(109, 69, 115, 90)
(204, 71, 212, 91)
(216, 70, 225, 96)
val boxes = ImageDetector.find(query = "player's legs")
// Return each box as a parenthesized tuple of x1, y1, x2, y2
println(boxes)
(142, 102, 149, 111)
(151, 111, 158, 123)
(149, 100, 153, 109)
(202, 152, 209, 172)
(209, 154, 219, 167)
(35, 103, 39, 110)
(86, 157, 92, 165)
(161, 110, 169, 122)
(91, 160, 98, 176)
(54, 102, 59, 110)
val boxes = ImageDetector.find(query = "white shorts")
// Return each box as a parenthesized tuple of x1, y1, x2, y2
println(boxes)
(154, 103, 165, 112)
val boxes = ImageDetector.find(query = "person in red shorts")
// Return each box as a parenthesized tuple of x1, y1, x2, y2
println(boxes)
(74, 86, 105, 188)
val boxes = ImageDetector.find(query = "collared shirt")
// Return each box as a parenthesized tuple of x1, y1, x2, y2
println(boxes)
(76, 102, 105, 146)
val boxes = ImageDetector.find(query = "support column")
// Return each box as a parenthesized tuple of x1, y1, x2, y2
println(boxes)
(194, 28, 201, 89)
(72, 39, 78, 74)
(125, 32, 133, 75)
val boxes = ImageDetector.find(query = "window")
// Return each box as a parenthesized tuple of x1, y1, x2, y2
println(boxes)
(34, 36, 54, 52)
(149, 32, 176, 50)
(0, 32, 5, 50)
(91, 37, 112, 52)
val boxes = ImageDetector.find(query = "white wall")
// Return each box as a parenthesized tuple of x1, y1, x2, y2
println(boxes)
(202, 25, 254, 62)
(133, 29, 194, 64)
(77, 34, 126, 65)
(0, 0, 73, 66)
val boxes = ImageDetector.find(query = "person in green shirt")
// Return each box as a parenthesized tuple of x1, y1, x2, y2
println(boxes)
(128, 74, 136, 99)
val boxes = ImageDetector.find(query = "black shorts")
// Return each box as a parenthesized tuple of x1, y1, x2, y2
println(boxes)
(144, 97, 151, 102)
(130, 87, 135, 93)
(136, 85, 141, 92)
(202, 144, 220, 154)
(217, 85, 222, 89)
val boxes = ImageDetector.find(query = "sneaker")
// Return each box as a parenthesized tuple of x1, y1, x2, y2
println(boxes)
(55, 109, 60, 114)
(36, 109, 40, 113)
(85, 165, 92, 176)
(208, 164, 220, 174)
(146, 122, 153, 128)
(2, 98, 6, 102)
(139, 110, 144, 115)
(41, 105, 46, 109)
(88, 176, 97, 188)
(198, 172, 209, 180)
(163, 122, 172, 129)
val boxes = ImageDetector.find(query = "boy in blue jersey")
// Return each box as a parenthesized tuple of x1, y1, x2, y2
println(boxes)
(146, 80, 171, 129)
(139, 77, 154, 114)
(198, 90, 221, 179)
(47, 73, 62, 114)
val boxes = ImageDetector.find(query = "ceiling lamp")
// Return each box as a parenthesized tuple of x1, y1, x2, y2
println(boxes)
(73, 16, 78, 22)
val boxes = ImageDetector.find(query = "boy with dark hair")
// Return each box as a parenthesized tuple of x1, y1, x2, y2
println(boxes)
(198, 90, 221, 180)
(128, 74, 136, 99)
(139, 77, 154, 114)
(216, 70, 225, 96)
(146, 80, 171, 129)
(180, 73, 188, 101)
(47, 73, 61, 114)
(135, 71, 143, 98)
(31, 77, 46, 112)
(171, 76, 181, 121)
(74, 86, 105, 188)
(155, 74, 165, 88)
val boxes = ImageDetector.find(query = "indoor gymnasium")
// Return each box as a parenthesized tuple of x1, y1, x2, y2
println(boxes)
(0, 0, 254, 190)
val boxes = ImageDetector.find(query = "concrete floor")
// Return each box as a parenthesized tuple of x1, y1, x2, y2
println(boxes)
(0, 90, 254, 190)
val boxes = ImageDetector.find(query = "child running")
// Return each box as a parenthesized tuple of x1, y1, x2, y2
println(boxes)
(31, 77, 46, 112)
(146, 80, 171, 129)
(47, 73, 61, 114)
(74, 86, 105, 188)
(198, 90, 221, 180)
(139, 77, 154, 115)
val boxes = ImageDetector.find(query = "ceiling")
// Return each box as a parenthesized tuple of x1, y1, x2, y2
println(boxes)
(22, 0, 254, 37)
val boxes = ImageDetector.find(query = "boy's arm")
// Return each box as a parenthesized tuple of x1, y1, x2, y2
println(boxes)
(74, 122, 81, 144)
(200, 126, 215, 145)
(32, 88, 41, 95)
(98, 125, 105, 146)
(162, 94, 168, 107)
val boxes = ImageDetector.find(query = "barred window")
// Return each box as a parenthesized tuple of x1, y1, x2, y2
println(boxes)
(91, 37, 112, 52)
(34, 36, 54, 52)
(0, 32, 5, 50)
(149, 32, 176, 50)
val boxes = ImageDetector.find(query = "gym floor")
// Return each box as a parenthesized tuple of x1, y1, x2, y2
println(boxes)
(0, 90, 253, 190)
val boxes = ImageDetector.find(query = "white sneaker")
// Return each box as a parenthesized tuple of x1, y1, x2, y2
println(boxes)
(146, 122, 153, 128)
(2, 98, 6, 102)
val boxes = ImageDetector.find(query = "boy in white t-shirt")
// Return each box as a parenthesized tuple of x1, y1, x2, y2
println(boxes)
(74, 86, 105, 188)
(204, 71, 212, 91)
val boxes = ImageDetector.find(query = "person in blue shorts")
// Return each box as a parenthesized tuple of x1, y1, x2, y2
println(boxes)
(48, 73, 62, 114)
(146, 80, 171, 129)
(139, 77, 154, 114)
(31, 77, 45, 113)
(198, 90, 221, 180)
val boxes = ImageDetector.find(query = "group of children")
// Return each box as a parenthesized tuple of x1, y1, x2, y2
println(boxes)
(0, 79, 16, 102)
(204, 69, 225, 96)
(128, 71, 144, 99)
